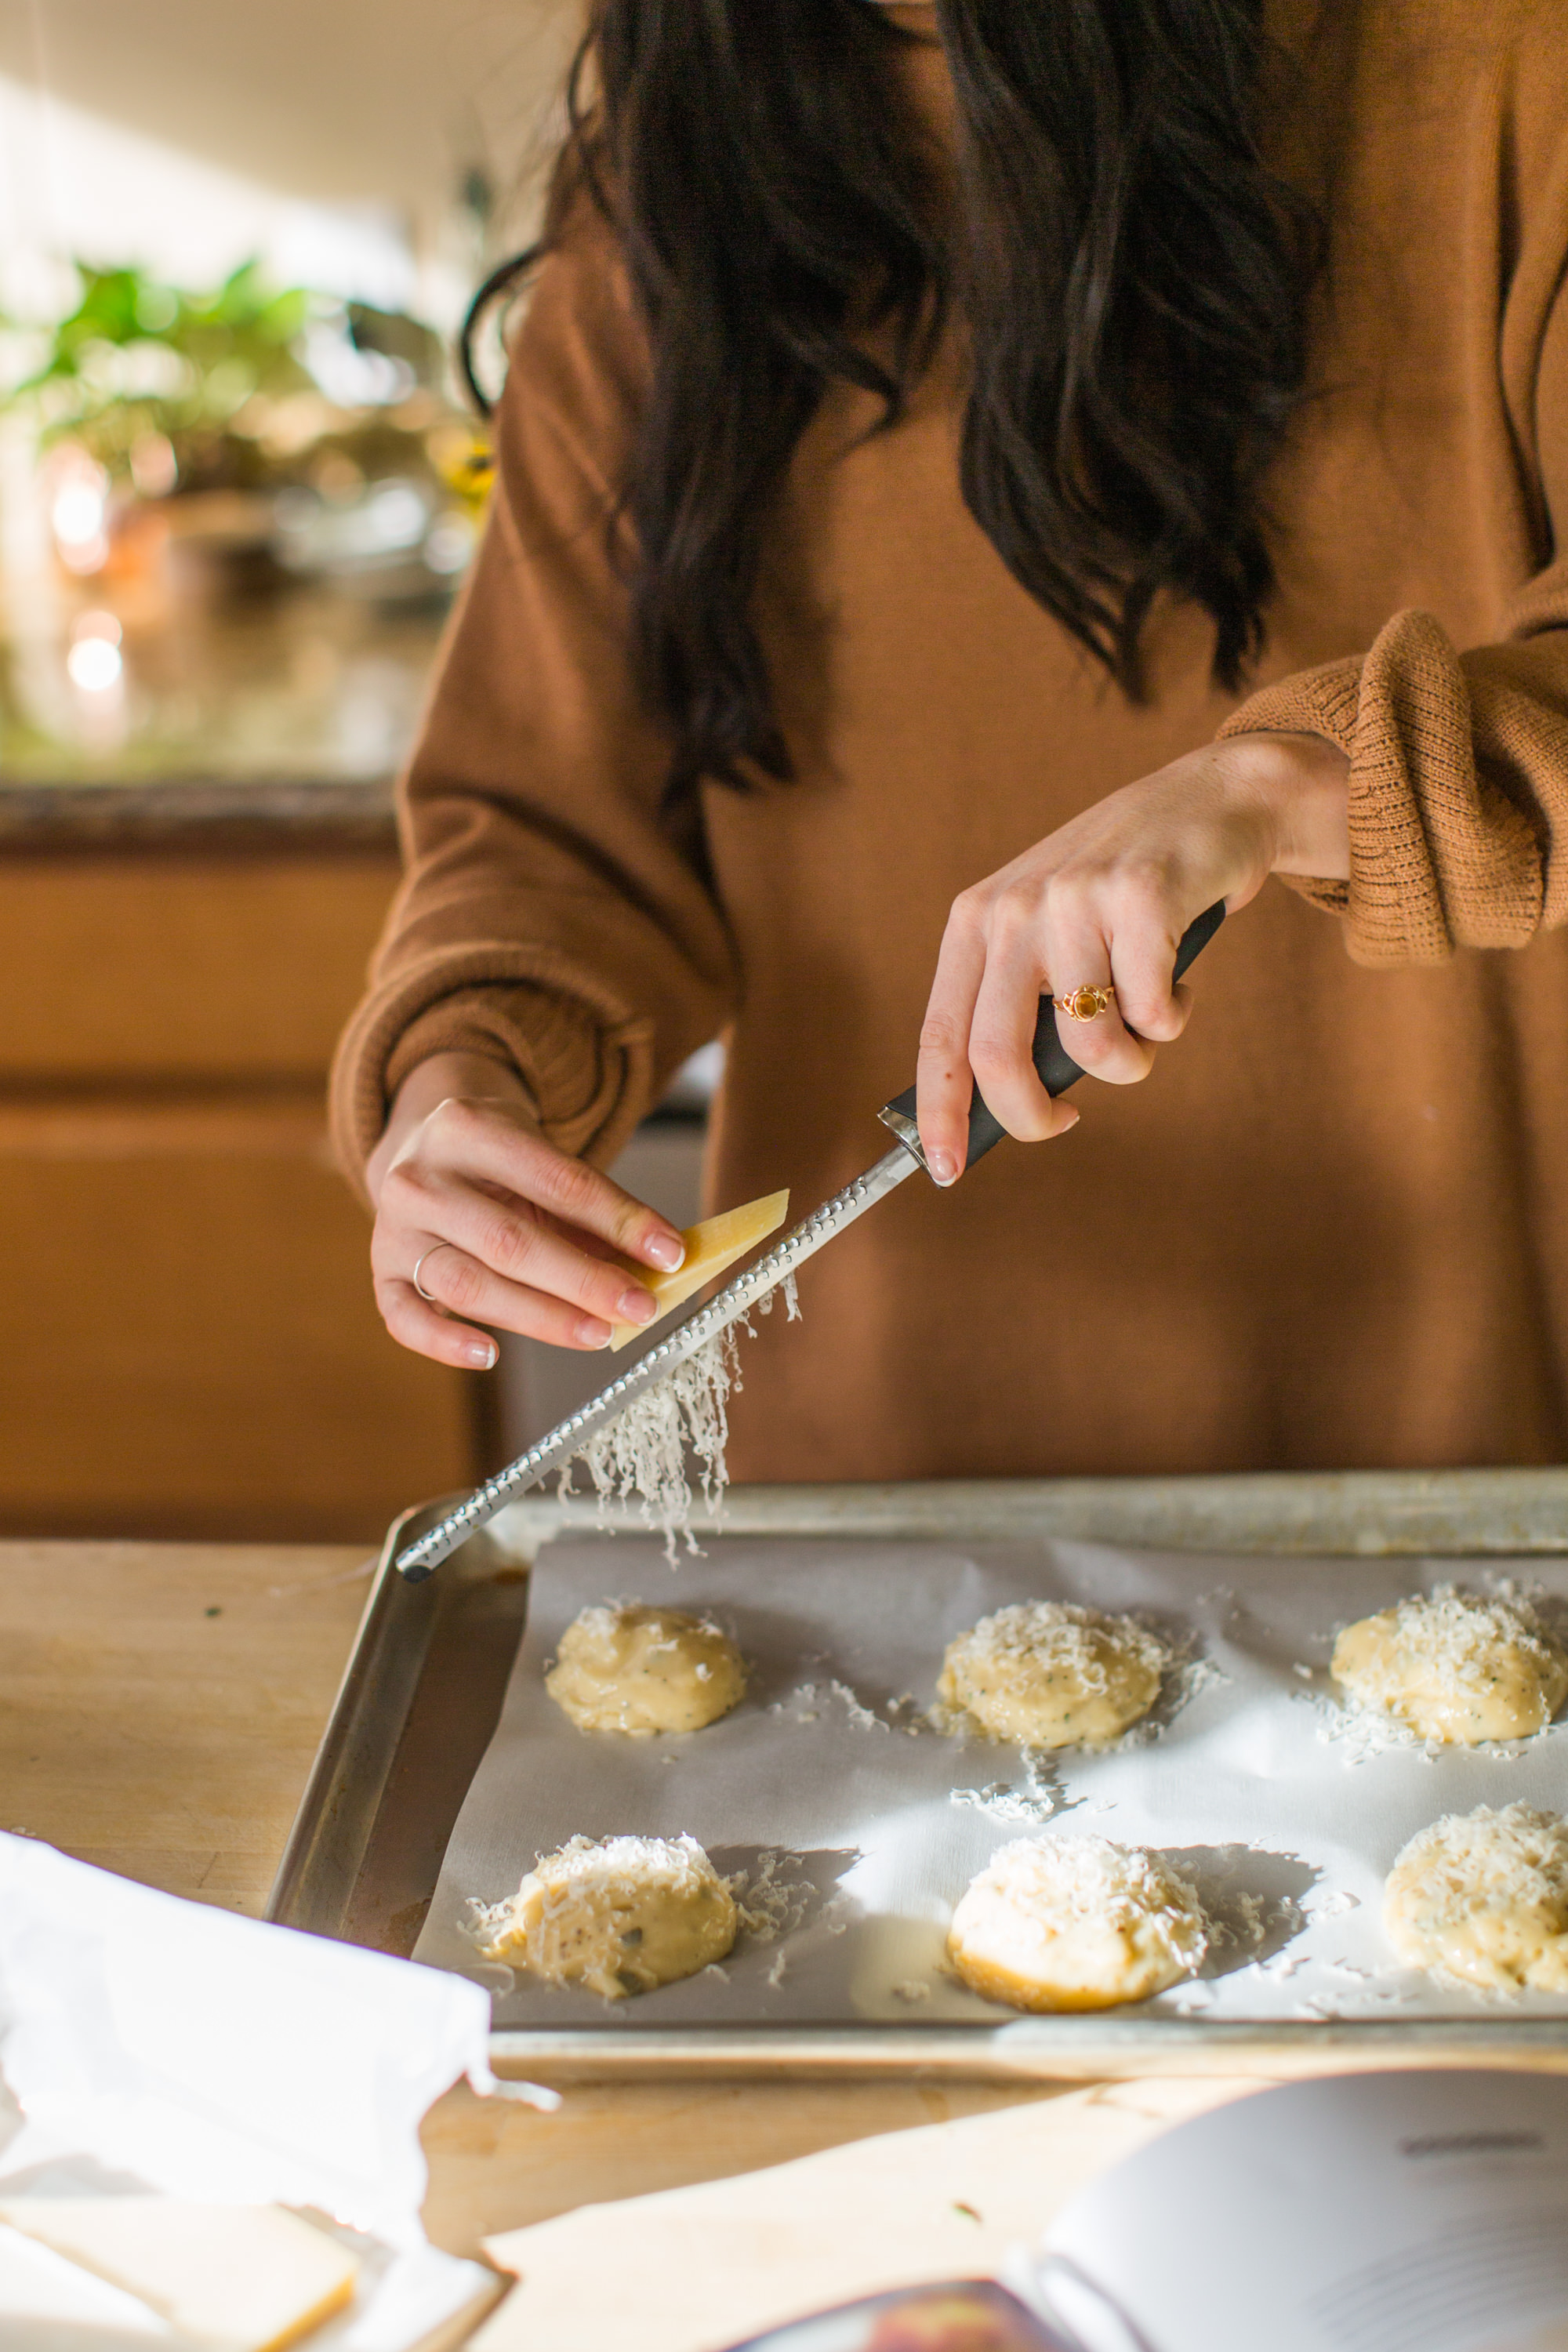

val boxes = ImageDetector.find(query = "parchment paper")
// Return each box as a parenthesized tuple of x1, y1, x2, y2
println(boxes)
(412, 1537, 1568, 2028)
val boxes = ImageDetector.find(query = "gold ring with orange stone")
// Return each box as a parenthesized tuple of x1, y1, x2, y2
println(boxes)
(1052, 982, 1116, 1022)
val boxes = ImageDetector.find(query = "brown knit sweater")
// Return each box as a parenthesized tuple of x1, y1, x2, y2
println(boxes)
(332, 0, 1568, 1483)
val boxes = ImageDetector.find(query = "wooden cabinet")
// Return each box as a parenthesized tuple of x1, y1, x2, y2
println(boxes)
(0, 844, 480, 1540)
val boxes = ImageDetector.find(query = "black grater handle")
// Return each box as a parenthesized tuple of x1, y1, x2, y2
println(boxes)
(880, 898, 1226, 1174)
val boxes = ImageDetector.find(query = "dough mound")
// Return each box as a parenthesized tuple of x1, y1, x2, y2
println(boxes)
(546, 1601, 745, 1735)
(476, 1833, 738, 1998)
(948, 1835, 1206, 2012)
(1385, 1803, 1568, 1994)
(1331, 1586, 1568, 1745)
(938, 1600, 1167, 1748)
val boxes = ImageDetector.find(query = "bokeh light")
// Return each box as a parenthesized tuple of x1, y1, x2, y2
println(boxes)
(66, 610, 123, 692)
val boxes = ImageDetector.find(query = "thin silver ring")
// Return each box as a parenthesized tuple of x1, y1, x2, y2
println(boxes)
(412, 1243, 452, 1303)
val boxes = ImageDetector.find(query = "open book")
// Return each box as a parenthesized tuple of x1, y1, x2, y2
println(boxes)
(726, 2071, 1568, 2352)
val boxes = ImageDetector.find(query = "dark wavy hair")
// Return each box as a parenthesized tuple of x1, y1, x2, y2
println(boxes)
(466, 0, 1319, 798)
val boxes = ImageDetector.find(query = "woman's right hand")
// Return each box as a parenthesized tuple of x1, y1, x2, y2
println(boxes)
(365, 1051, 686, 1371)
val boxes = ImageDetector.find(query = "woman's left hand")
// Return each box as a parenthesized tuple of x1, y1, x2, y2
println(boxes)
(915, 729, 1352, 1182)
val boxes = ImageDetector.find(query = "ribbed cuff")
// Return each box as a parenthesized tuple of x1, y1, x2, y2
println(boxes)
(383, 990, 567, 1111)
(1220, 610, 1541, 967)
(328, 942, 657, 1203)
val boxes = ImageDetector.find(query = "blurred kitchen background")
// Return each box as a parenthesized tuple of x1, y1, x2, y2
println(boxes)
(0, 0, 712, 1541)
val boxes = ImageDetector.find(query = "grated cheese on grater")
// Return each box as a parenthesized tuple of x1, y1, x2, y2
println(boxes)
(1330, 1583, 1568, 1748)
(568, 1274, 800, 1560)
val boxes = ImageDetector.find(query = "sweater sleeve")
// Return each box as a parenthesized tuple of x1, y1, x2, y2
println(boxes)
(1217, 83, 1568, 970)
(1215, 611, 1568, 966)
(328, 216, 740, 1193)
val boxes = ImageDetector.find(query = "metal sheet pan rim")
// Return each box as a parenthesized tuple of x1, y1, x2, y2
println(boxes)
(487, 1468, 1568, 1557)
(487, 2020, 1568, 2080)
(272, 1472, 1568, 2078)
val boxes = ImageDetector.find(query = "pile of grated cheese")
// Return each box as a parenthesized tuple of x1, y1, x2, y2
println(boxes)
(729, 1846, 811, 1944)
(949, 1600, 1168, 1693)
(1385, 1801, 1568, 1993)
(472, 1833, 805, 1981)
(1365, 1584, 1564, 1694)
(568, 1275, 799, 1559)
(474, 1830, 720, 1940)
(1327, 1582, 1568, 1755)
(471, 1830, 737, 1998)
(949, 1747, 1061, 1825)
(560, 1597, 731, 1656)
(986, 1836, 1201, 1937)
(1395, 1804, 1568, 1904)
(959, 1835, 1208, 1974)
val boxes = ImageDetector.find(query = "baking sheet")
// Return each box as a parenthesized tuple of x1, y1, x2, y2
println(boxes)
(412, 1536, 1568, 2030)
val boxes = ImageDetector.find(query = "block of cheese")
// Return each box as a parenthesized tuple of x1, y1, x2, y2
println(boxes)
(0, 2217, 168, 2340)
(0, 2200, 358, 2352)
(608, 1188, 789, 1349)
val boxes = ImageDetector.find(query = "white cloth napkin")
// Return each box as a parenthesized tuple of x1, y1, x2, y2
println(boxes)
(0, 1833, 553, 2346)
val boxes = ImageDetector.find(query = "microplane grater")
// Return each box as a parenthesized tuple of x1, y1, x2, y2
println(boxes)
(394, 902, 1225, 1581)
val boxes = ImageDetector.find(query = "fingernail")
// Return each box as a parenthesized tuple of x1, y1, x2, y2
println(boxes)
(465, 1338, 498, 1370)
(927, 1146, 959, 1187)
(578, 1316, 613, 1348)
(643, 1230, 684, 1271)
(1059, 1109, 1080, 1133)
(618, 1284, 658, 1324)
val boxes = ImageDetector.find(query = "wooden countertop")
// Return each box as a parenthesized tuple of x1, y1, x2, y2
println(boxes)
(0, 1537, 373, 1907)
(0, 1540, 1054, 2261)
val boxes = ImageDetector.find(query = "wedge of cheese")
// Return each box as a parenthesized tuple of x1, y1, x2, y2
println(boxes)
(0, 2218, 167, 2340)
(0, 2200, 358, 2352)
(609, 1188, 789, 1350)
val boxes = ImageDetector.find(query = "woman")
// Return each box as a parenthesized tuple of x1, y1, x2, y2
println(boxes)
(334, 0, 1568, 1483)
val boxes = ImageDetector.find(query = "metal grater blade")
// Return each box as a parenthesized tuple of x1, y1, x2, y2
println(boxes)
(394, 1142, 920, 1581)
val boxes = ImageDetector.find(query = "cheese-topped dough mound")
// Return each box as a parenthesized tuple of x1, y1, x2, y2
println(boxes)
(1331, 1587, 1568, 1744)
(938, 1600, 1167, 1748)
(1385, 1803, 1568, 1994)
(546, 1601, 746, 1735)
(948, 1835, 1207, 2012)
(477, 1833, 738, 1998)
